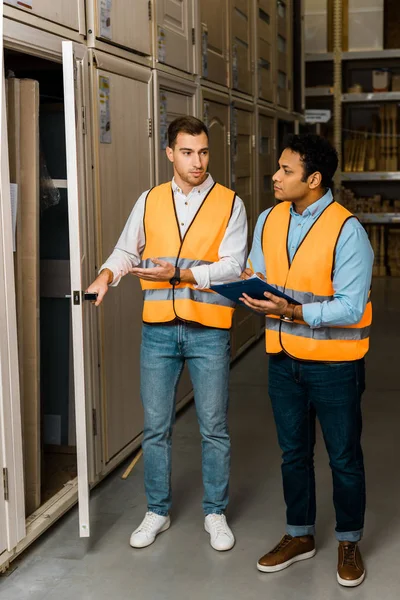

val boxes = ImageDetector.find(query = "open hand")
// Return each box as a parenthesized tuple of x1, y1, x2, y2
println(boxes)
(130, 258, 175, 282)
(240, 291, 288, 316)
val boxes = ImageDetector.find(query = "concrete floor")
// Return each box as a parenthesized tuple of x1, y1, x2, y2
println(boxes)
(0, 277, 399, 600)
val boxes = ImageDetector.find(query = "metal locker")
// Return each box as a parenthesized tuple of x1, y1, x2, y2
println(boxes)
(276, 0, 292, 109)
(87, 0, 152, 56)
(4, 0, 85, 32)
(155, 0, 196, 74)
(258, 109, 276, 213)
(256, 0, 275, 103)
(153, 70, 197, 185)
(202, 89, 230, 187)
(90, 51, 154, 464)
(230, 0, 254, 96)
(200, 0, 229, 87)
(230, 99, 257, 357)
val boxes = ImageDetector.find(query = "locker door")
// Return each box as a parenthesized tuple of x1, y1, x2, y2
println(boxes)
(92, 0, 151, 55)
(203, 95, 230, 187)
(200, 0, 228, 86)
(0, 3, 26, 551)
(62, 41, 94, 537)
(91, 54, 153, 463)
(4, 0, 84, 32)
(257, 0, 275, 103)
(231, 0, 253, 95)
(153, 71, 196, 403)
(156, 0, 194, 74)
(231, 104, 257, 355)
(258, 112, 276, 212)
(277, 0, 292, 109)
(154, 71, 197, 185)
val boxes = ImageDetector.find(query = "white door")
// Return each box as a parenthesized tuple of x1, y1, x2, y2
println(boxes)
(0, 2, 26, 552)
(62, 41, 93, 537)
(156, 0, 194, 74)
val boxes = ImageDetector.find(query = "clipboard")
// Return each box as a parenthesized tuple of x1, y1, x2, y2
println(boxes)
(211, 275, 300, 306)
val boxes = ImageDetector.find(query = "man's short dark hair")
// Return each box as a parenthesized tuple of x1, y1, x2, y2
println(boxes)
(284, 134, 339, 190)
(168, 116, 209, 149)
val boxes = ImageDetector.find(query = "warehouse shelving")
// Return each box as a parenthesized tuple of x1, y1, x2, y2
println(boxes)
(355, 213, 400, 224)
(342, 92, 400, 103)
(342, 172, 400, 181)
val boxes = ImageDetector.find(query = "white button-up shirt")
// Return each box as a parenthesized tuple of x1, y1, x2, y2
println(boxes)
(100, 174, 248, 290)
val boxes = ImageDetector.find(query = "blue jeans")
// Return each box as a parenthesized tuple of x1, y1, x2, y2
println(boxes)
(268, 354, 366, 542)
(140, 322, 231, 516)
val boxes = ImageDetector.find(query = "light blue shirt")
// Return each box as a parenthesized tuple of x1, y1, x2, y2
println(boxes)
(248, 189, 374, 329)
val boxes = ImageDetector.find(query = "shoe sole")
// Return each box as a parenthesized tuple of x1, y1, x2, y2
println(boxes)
(204, 523, 235, 552)
(337, 571, 365, 587)
(257, 548, 316, 573)
(130, 519, 171, 549)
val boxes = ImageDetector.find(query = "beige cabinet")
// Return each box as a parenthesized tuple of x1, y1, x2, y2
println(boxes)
(153, 70, 197, 185)
(86, 0, 151, 56)
(90, 52, 154, 464)
(230, 98, 257, 356)
(201, 88, 230, 187)
(199, 0, 229, 87)
(276, 0, 292, 109)
(230, 0, 253, 95)
(155, 0, 195, 74)
(256, 0, 275, 103)
(4, 0, 84, 32)
(258, 108, 276, 213)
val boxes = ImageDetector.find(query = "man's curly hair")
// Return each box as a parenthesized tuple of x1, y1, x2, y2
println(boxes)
(284, 134, 339, 190)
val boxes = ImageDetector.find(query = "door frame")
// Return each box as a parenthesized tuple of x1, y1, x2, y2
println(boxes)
(0, 1, 26, 551)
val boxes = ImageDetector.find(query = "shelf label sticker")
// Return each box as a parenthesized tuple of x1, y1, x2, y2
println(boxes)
(160, 92, 168, 150)
(158, 27, 167, 63)
(99, 76, 111, 144)
(305, 109, 331, 124)
(100, 0, 112, 40)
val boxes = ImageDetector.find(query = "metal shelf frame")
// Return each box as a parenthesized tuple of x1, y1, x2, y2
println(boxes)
(342, 172, 400, 182)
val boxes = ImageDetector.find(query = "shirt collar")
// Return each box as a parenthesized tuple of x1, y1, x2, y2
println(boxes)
(290, 188, 333, 218)
(172, 173, 214, 196)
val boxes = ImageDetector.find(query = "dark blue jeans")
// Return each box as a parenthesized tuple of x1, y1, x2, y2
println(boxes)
(268, 354, 366, 542)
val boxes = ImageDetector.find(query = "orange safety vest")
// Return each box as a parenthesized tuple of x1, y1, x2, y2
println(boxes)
(140, 181, 236, 329)
(262, 200, 372, 361)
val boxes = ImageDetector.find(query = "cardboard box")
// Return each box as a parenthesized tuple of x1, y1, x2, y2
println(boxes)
(373, 69, 391, 92)
(392, 74, 400, 92)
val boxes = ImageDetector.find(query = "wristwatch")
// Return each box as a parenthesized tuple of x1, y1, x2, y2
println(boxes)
(281, 304, 295, 322)
(169, 267, 181, 286)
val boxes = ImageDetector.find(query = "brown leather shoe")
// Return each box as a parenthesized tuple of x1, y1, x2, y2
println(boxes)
(337, 542, 365, 587)
(257, 534, 316, 573)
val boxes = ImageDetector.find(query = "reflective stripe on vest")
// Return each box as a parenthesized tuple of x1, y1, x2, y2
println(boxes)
(141, 182, 237, 329)
(262, 201, 372, 361)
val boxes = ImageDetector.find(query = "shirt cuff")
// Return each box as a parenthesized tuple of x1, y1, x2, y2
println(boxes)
(190, 265, 210, 290)
(302, 303, 323, 329)
(99, 264, 122, 287)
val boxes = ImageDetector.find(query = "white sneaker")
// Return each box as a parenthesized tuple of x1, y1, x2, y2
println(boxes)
(204, 514, 235, 551)
(129, 512, 171, 548)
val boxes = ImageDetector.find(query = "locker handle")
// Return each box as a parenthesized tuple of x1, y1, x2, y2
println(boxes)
(65, 292, 98, 305)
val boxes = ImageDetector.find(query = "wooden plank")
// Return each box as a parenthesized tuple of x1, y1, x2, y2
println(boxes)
(18, 80, 41, 517)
